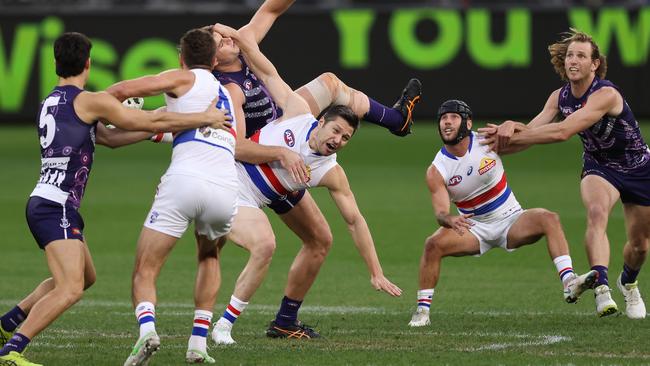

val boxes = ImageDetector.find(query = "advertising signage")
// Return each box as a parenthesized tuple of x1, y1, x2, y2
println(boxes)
(0, 7, 648, 122)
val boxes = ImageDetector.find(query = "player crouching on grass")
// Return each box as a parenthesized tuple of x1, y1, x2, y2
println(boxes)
(408, 100, 597, 327)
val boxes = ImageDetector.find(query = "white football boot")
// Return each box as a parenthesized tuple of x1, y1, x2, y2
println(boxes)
(617, 275, 647, 319)
(594, 284, 618, 317)
(564, 270, 598, 303)
(211, 319, 236, 345)
(124, 331, 160, 366)
(408, 307, 431, 327)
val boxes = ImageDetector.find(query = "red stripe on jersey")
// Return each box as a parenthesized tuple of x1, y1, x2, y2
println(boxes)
(456, 173, 507, 209)
(259, 163, 289, 196)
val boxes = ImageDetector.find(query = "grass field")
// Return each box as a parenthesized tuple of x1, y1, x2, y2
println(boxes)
(1, 122, 650, 365)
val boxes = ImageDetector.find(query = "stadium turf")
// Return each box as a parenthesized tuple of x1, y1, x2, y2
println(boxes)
(1, 122, 649, 365)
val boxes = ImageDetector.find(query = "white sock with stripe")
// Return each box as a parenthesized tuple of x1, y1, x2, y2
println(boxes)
(188, 310, 212, 352)
(553, 255, 575, 285)
(416, 289, 434, 311)
(218, 295, 248, 326)
(135, 301, 156, 339)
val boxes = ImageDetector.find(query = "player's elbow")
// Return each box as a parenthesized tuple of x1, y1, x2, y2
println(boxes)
(554, 127, 572, 142)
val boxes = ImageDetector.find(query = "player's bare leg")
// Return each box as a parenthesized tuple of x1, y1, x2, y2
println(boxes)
(506, 209, 597, 304)
(580, 175, 620, 316)
(264, 192, 331, 339)
(409, 227, 480, 327)
(187, 234, 221, 363)
(212, 207, 276, 345)
(617, 204, 650, 319)
(125, 228, 178, 366)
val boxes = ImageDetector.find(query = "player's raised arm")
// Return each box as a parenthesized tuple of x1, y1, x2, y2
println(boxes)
(213, 23, 310, 119)
(239, 0, 295, 44)
(426, 165, 473, 235)
(320, 165, 402, 297)
(78, 91, 231, 133)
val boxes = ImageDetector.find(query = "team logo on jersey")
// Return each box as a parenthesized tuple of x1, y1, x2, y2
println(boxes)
(479, 158, 496, 175)
(467, 166, 473, 176)
(149, 211, 159, 224)
(199, 126, 212, 138)
(60, 217, 70, 229)
(284, 129, 295, 147)
(306, 165, 312, 182)
(243, 79, 253, 90)
(448, 175, 462, 186)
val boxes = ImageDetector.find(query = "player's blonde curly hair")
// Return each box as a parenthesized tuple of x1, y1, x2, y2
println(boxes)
(548, 28, 607, 81)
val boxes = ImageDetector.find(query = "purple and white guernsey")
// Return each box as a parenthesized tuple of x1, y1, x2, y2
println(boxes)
(214, 56, 282, 138)
(558, 77, 650, 172)
(30, 86, 96, 210)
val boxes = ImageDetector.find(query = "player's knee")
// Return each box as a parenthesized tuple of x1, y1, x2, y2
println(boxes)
(305, 227, 333, 253)
(585, 205, 609, 226)
(252, 236, 276, 262)
(83, 271, 96, 290)
(540, 209, 561, 229)
(424, 235, 442, 257)
(59, 283, 85, 306)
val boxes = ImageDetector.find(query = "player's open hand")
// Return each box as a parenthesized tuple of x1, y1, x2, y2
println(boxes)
(478, 123, 499, 152)
(205, 97, 233, 131)
(444, 213, 475, 236)
(279, 148, 309, 184)
(495, 120, 518, 152)
(371, 274, 402, 297)
(212, 23, 238, 40)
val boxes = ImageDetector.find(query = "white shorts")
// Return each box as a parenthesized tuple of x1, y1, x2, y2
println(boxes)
(469, 208, 524, 255)
(144, 174, 238, 241)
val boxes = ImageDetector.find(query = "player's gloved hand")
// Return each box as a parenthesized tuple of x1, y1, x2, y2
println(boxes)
(439, 213, 474, 236)
(279, 148, 309, 184)
(370, 274, 402, 297)
(205, 97, 233, 131)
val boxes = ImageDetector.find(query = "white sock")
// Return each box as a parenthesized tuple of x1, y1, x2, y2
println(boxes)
(219, 295, 248, 325)
(188, 310, 212, 352)
(553, 255, 575, 285)
(135, 301, 156, 339)
(417, 289, 434, 311)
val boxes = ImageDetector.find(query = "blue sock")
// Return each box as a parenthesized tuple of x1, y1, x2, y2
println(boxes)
(592, 265, 609, 287)
(363, 98, 404, 130)
(621, 263, 640, 285)
(274, 296, 302, 327)
(0, 306, 26, 332)
(0, 333, 30, 356)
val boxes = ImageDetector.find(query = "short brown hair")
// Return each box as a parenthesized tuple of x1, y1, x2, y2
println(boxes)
(54, 32, 92, 78)
(180, 28, 216, 69)
(548, 28, 607, 81)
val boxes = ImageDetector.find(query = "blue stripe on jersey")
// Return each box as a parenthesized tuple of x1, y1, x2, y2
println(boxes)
(306, 121, 318, 141)
(172, 130, 234, 155)
(216, 85, 232, 114)
(242, 163, 281, 201)
(458, 187, 511, 216)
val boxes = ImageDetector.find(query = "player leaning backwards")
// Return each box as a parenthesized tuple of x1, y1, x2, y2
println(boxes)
(408, 99, 597, 327)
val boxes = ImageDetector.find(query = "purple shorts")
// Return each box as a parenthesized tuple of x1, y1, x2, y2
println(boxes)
(582, 159, 650, 206)
(26, 196, 85, 249)
(268, 189, 306, 215)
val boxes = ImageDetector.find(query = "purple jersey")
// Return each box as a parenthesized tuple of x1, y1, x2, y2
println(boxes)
(31, 85, 96, 210)
(558, 77, 650, 172)
(214, 56, 282, 138)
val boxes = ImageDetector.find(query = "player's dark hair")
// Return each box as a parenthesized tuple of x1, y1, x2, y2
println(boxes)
(549, 28, 608, 81)
(180, 28, 216, 70)
(322, 105, 360, 133)
(54, 32, 92, 78)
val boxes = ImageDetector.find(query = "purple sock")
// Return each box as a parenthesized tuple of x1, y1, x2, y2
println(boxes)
(621, 263, 640, 285)
(0, 333, 30, 356)
(592, 265, 609, 287)
(274, 296, 302, 327)
(0, 306, 26, 333)
(363, 98, 404, 130)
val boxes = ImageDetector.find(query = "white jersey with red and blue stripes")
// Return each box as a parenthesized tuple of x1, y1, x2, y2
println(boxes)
(164, 68, 237, 187)
(238, 113, 338, 205)
(432, 132, 521, 223)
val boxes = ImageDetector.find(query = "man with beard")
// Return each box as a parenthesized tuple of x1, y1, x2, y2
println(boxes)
(407, 99, 596, 327)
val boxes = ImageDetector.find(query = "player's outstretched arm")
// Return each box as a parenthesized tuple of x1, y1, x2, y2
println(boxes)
(106, 69, 194, 102)
(213, 23, 310, 119)
(78, 92, 232, 133)
(95, 123, 154, 148)
(509, 86, 620, 146)
(239, 0, 295, 44)
(427, 166, 474, 235)
(321, 165, 403, 297)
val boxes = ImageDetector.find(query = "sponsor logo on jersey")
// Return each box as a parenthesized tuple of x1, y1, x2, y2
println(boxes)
(467, 166, 473, 176)
(284, 129, 295, 147)
(448, 175, 462, 186)
(479, 158, 496, 175)
(306, 165, 312, 183)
